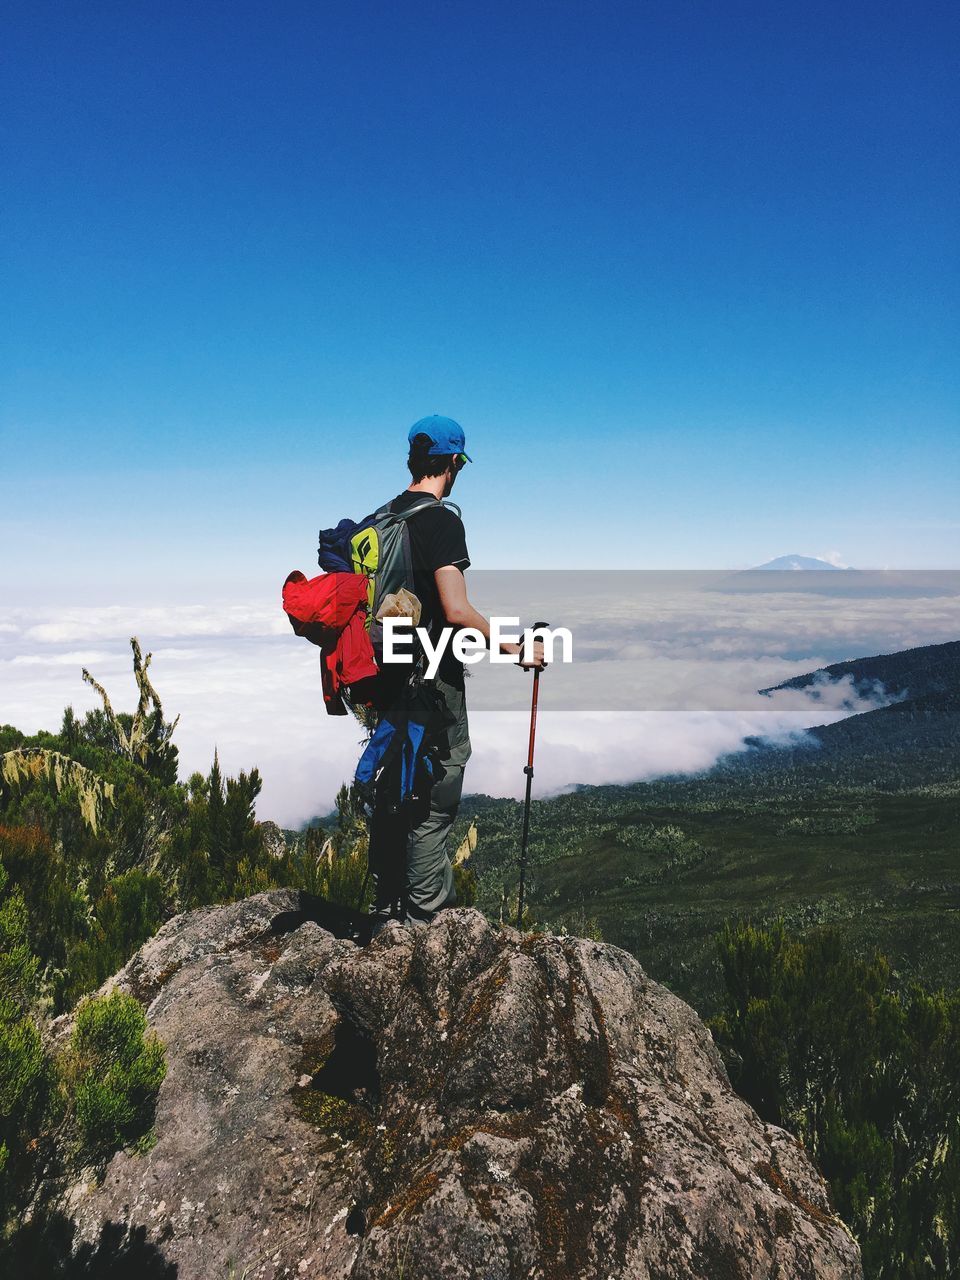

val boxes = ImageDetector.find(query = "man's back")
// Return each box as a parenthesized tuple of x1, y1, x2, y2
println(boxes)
(386, 492, 470, 690)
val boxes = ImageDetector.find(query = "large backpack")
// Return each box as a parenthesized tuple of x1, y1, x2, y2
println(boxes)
(320, 498, 461, 667)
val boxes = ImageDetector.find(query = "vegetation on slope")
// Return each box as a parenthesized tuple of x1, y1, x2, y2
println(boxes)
(456, 776, 960, 1014)
(458, 638, 960, 1011)
(712, 922, 960, 1279)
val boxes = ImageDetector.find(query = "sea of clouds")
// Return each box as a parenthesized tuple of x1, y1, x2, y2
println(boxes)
(1, 572, 957, 827)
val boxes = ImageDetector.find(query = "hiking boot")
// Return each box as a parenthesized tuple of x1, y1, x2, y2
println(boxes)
(368, 916, 405, 943)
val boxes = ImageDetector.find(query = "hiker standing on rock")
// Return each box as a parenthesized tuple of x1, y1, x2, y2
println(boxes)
(296, 415, 548, 932)
(365, 415, 545, 933)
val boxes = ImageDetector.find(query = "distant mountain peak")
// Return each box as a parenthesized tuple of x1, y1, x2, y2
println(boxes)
(751, 554, 846, 571)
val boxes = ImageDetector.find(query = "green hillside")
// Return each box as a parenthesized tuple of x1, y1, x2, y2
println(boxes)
(760, 638, 960, 699)
(459, 640, 960, 1014)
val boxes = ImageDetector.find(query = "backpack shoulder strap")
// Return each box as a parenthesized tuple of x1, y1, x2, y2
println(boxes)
(398, 498, 462, 521)
(395, 500, 443, 521)
(369, 497, 462, 525)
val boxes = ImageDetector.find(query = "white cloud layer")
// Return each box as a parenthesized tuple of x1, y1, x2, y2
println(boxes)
(1, 577, 956, 827)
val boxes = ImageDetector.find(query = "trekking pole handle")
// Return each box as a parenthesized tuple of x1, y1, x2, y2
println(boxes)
(522, 621, 549, 669)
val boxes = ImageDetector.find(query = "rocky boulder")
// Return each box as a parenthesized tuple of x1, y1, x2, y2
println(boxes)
(61, 891, 862, 1279)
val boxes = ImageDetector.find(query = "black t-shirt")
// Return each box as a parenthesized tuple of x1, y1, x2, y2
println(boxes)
(388, 491, 470, 687)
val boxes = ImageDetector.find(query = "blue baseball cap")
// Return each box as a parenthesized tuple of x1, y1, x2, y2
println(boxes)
(408, 415, 472, 462)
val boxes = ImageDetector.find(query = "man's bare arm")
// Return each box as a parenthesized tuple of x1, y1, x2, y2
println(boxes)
(435, 566, 544, 669)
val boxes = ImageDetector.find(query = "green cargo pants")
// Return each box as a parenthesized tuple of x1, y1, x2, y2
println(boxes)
(369, 676, 471, 925)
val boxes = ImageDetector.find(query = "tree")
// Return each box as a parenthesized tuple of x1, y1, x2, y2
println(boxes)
(82, 638, 180, 785)
(0, 750, 114, 835)
(206, 752, 226, 886)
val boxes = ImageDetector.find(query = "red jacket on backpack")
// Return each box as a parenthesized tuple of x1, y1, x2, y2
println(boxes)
(282, 571, 378, 714)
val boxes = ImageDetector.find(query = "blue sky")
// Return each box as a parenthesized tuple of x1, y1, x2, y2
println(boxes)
(2, 0, 958, 600)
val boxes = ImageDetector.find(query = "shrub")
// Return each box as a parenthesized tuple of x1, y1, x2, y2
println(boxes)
(64, 991, 166, 1161)
(287, 808, 372, 911)
(453, 862, 477, 907)
(711, 922, 960, 1279)
(0, 862, 54, 1221)
(0, 998, 53, 1219)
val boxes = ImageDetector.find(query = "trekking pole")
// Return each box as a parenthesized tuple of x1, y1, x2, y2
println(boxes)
(517, 623, 548, 930)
